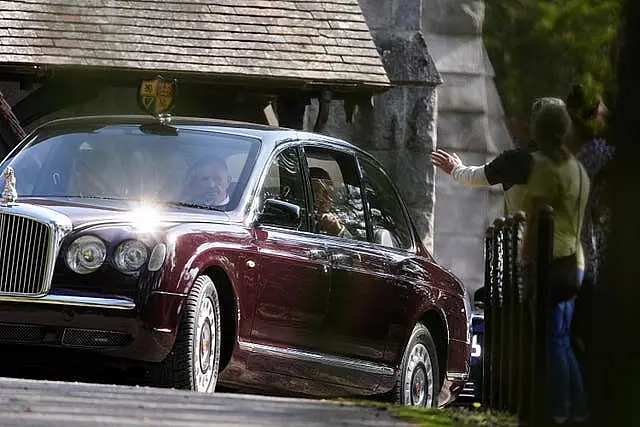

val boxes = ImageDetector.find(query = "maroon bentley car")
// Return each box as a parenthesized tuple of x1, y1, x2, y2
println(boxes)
(0, 115, 471, 407)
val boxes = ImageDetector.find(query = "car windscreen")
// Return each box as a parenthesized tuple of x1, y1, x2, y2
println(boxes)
(0, 123, 260, 211)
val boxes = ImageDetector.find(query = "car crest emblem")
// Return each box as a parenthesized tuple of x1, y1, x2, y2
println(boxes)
(137, 76, 177, 122)
(1, 166, 18, 206)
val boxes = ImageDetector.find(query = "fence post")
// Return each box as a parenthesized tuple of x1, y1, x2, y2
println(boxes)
(503, 215, 516, 413)
(530, 205, 554, 426)
(511, 212, 526, 417)
(490, 218, 505, 409)
(482, 225, 494, 408)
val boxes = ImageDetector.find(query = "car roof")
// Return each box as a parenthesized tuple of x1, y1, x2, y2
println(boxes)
(33, 115, 382, 167)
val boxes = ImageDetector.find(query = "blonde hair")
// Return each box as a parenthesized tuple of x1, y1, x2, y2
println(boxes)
(531, 98, 572, 164)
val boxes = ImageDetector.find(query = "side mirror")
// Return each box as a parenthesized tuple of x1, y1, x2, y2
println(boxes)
(473, 287, 486, 310)
(257, 199, 301, 229)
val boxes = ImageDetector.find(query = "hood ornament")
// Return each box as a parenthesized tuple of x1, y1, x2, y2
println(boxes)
(1, 166, 17, 206)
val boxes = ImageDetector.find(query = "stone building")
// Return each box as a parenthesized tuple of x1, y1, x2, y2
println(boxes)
(0, 0, 510, 294)
(424, 1, 513, 292)
(308, 0, 512, 293)
(0, 0, 390, 150)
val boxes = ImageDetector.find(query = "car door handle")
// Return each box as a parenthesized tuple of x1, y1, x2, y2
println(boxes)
(308, 248, 327, 260)
(330, 252, 361, 263)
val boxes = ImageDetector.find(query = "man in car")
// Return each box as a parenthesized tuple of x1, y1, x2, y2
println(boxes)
(309, 167, 351, 238)
(184, 156, 232, 207)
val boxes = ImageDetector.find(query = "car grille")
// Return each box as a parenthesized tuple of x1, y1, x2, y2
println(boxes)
(0, 323, 44, 342)
(0, 212, 51, 296)
(62, 328, 132, 348)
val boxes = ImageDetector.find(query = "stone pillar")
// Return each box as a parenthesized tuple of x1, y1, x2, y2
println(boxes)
(305, 0, 441, 251)
(423, 0, 514, 292)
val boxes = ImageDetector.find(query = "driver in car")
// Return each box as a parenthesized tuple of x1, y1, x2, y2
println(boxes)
(183, 156, 232, 207)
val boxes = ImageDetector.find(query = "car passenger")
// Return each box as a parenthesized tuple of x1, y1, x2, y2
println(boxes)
(70, 147, 127, 198)
(309, 167, 351, 238)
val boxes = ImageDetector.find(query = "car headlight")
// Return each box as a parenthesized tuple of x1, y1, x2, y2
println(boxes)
(66, 235, 106, 274)
(114, 240, 149, 272)
(147, 243, 167, 272)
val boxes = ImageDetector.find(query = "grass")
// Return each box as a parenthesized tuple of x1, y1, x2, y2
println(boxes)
(334, 399, 518, 426)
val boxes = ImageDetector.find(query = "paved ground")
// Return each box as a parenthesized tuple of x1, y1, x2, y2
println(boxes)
(0, 347, 408, 427)
(0, 377, 408, 427)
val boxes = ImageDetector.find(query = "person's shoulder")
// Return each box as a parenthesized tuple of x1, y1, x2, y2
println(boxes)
(485, 148, 534, 186)
(530, 153, 558, 177)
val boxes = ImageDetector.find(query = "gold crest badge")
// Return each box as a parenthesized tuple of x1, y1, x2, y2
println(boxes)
(137, 76, 177, 117)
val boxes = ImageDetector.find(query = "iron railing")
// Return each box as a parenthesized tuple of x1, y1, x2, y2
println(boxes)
(480, 206, 554, 426)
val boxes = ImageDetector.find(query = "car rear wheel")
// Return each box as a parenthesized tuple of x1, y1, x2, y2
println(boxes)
(153, 274, 221, 392)
(391, 323, 440, 407)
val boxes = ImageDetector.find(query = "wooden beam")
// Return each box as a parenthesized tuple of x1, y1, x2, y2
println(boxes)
(313, 89, 332, 132)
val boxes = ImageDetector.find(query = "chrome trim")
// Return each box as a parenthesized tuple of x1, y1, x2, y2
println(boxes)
(0, 292, 135, 310)
(151, 291, 187, 297)
(238, 340, 395, 376)
(152, 328, 173, 333)
(446, 372, 469, 381)
(0, 203, 72, 297)
(1, 166, 17, 206)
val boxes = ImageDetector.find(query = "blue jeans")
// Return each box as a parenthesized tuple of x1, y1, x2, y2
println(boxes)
(549, 268, 589, 421)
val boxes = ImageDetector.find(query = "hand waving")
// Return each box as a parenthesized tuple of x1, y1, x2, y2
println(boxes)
(430, 149, 462, 175)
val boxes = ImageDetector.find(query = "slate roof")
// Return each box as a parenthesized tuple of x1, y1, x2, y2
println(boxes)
(0, 0, 390, 90)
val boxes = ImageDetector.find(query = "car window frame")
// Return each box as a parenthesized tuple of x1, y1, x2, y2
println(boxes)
(250, 140, 313, 233)
(356, 154, 417, 254)
(0, 124, 263, 212)
(299, 140, 372, 243)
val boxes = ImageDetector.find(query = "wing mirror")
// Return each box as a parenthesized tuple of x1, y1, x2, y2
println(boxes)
(473, 286, 486, 310)
(256, 199, 302, 229)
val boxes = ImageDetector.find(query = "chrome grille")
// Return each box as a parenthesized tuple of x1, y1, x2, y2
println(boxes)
(0, 212, 51, 296)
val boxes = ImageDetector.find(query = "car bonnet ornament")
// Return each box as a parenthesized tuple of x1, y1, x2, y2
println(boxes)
(137, 75, 177, 125)
(1, 166, 17, 206)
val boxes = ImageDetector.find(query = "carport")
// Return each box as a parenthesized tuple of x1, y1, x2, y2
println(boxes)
(0, 0, 390, 156)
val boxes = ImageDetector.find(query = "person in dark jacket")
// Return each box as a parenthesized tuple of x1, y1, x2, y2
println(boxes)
(430, 97, 565, 214)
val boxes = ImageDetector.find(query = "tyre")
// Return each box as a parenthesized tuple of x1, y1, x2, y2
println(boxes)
(391, 323, 440, 407)
(152, 274, 221, 392)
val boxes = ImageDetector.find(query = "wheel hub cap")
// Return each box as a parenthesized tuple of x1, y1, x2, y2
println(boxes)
(195, 297, 216, 392)
(403, 343, 434, 406)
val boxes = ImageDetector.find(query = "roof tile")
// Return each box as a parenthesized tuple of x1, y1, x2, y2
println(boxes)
(0, 0, 389, 88)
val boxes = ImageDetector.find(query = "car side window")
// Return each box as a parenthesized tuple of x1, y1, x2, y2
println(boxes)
(360, 158, 413, 250)
(259, 147, 308, 230)
(304, 147, 367, 241)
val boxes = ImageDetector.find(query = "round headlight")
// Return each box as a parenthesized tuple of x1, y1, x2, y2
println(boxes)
(66, 235, 106, 274)
(114, 240, 149, 272)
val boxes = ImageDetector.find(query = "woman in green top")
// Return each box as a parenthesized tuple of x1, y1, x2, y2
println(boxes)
(522, 100, 590, 425)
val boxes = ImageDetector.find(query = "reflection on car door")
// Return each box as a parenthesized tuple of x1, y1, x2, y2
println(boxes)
(303, 146, 396, 364)
(251, 146, 332, 351)
(324, 237, 396, 361)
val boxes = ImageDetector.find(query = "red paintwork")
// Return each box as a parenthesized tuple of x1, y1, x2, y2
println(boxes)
(1, 195, 470, 401)
(0, 118, 471, 404)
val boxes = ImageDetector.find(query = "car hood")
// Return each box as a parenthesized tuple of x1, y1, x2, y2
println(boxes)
(14, 198, 232, 229)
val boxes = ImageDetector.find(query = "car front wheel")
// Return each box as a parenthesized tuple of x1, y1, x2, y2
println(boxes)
(391, 323, 440, 407)
(153, 274, 221, 392)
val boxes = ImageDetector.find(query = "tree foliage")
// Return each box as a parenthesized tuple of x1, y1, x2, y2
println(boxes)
(484, 0, 621, 125)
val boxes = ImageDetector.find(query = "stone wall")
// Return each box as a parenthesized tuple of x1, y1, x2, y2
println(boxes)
(312, 0, 513, 295)
(423, 0, 513, 292)
(307, 0, 441, 251)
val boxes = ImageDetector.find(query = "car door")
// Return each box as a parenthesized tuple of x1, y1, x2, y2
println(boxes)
(356, 157, 422, 363)
(251, 145, 333, 352)
(303, 145, 397, 364)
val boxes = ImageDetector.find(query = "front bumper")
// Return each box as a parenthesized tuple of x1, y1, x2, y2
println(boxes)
(0, 289, 184, 363)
